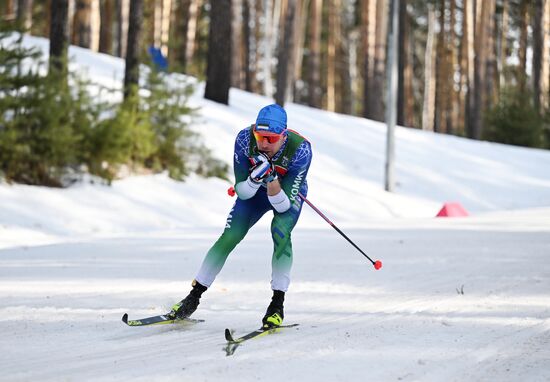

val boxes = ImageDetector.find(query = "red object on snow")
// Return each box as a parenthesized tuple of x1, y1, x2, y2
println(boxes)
(436, 202, 469, 217)
(227, 186, 236, 197)
(374, 260, 383, 270)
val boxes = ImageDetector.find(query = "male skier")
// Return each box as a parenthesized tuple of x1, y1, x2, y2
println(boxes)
(169, 104, 312, 328)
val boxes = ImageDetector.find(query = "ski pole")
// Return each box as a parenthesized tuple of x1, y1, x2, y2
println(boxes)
(227, 186, 382, 270)
(298, 193, 382, 270)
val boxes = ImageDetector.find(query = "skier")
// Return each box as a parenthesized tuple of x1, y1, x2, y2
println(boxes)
(169, 104, 312, 328)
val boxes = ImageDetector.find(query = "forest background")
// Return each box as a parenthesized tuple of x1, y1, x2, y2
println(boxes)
(1, 0, 549, 187)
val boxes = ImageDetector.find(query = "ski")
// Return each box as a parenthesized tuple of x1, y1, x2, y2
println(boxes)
(121, 312, 204, 327)
(224, 324, 299, 356)
(225, 323, 299, 344)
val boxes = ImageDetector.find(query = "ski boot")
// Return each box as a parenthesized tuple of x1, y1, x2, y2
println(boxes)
(169, 280, 207, 319)
(262, 290, 285, 328)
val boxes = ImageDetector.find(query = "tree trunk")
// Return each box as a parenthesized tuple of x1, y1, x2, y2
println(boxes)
(17, 0, 33, 29)
(99, 0, 114, 54)
(155, 0, 162, 47)
(397, 0, 413, 127)
(114, 0, 123, 56)
(3, 0, 15, 22)
(326, 0, 338, 111)
(307, 0, 322, 108)
(152, 0, 170, 53)
(231, 0, 243, 88)
(124, 0, 144, 99)
(274, 0, 296, 106)
(291, 0, 307, 103)
(365, 0, 387, 121)
(115, 0, 130, 57)
(518, 0, 528, 93)
(252, 0, 263, 93)
(49, 0, 69, 76)
(72, 0, 92, 48)
(261, 0, 275, 97)
(338, 0, 353, 115)
(143, 0, 154, 48)
(448, 0, 458, 134)
(499, 0, 508, 91)
(463, 0, 475, 137)
(542, 0, 550, 110)
(435, 0, 448, 133)
(204, 0, 232, 104)
(422, 6, 436, 131)
(361, 0, 376, 117)
(170, 0, 190, 71)
(42, 0, 52, 37)
(533, 0, 544, 113)
(471, 0, 494, 140)
(243, 0, 253, 91)
(485, 0, 496, 112)
(185, 0, 200, 70)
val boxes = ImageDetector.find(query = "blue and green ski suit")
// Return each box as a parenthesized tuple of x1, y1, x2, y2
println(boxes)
(195, 126, 313, 292)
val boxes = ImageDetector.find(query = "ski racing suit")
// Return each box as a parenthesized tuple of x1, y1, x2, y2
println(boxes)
(195, 126, 312, 292)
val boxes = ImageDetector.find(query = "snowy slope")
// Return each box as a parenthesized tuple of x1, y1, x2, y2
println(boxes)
(1, 35, 550, 244)
(1, 36, 550, 382)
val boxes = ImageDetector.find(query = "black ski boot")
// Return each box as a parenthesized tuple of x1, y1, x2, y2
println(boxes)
(170, 280, 207, 319)
(262, 290, 285, 328)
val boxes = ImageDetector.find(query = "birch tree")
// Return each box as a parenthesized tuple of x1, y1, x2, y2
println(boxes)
(518, 0, 528, 92)
(326, 0, 338, 111)
(422, 6, 436, 131)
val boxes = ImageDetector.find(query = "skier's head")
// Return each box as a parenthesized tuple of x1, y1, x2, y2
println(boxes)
(255, 104, 287, 135)
(253, 104, 288, 157)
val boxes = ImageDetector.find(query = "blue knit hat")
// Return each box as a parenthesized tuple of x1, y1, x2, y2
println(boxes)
(255, 104, 287, 134)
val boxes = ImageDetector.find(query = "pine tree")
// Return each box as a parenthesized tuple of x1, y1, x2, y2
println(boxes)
(0, 29, 88, 186)
(49, 0, 69, 76)
(124, 0, 144, 99)
(204, 0, 232, 104)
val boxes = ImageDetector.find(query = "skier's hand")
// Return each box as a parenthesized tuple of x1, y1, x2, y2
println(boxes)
(249, 153, 276, 184)
(250, 152, 270, 166)
(262, 162, 278, 184)
(249, 160, 272, 183)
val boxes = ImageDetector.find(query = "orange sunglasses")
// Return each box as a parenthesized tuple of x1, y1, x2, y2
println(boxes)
(253, 128, 284, 144)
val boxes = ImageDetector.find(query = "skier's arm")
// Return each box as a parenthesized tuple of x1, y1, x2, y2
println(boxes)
(267, 179, 290, 213)
(233, 130, 261, 200)
(276, 140, 313, 212)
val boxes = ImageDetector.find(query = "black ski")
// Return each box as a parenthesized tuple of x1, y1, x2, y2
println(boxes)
(122, 313, 204, 327)
(224, 324, 299, 355)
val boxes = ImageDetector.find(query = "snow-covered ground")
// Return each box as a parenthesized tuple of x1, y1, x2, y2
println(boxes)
(1, 36, 550, 381)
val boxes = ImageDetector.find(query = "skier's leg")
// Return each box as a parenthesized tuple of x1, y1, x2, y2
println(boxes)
(269, 201, 303, 292)
(172, 192, 271, 319)
(262, 201, 303, 327)
(195, 191, 271, 287)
